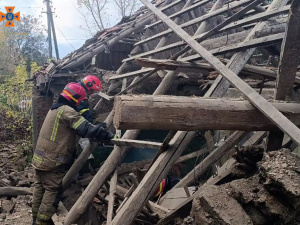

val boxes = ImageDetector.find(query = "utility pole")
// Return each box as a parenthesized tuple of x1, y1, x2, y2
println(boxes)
(45, 0, 52, 58)
(44, 0, 60, 59)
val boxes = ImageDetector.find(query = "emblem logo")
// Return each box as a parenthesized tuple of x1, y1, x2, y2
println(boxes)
(0, 7, 20, 27)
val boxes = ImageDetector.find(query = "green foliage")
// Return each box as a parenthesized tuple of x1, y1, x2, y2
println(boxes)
(0, 63, 40, 141)
(0, 15, 48, 78)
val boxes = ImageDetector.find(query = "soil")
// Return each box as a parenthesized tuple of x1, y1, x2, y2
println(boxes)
(0, 196, 32, 225)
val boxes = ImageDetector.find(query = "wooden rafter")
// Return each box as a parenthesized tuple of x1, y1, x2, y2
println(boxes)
(138, 0, 300, 144)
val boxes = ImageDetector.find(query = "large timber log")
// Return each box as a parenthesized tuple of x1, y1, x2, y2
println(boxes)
(114, 95, 300, 131)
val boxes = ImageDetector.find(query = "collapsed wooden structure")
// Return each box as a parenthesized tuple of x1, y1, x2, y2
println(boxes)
(33, 0, 300, 224)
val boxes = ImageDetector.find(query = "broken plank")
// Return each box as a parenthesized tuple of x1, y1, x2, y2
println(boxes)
(0, 187, 32, 196)
(51, 202, 68, 225)
(110, 139, 162, 149)
(140, 0, 300, 145)
(109, 68, 152, 80)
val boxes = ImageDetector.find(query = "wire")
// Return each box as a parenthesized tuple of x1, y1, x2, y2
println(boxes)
(55, 25, 76, 50)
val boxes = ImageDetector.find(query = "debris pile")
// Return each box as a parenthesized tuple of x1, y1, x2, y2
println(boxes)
(191, 149, 300, 225)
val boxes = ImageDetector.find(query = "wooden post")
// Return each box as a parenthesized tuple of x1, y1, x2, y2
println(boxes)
(267, 1, 300, 151)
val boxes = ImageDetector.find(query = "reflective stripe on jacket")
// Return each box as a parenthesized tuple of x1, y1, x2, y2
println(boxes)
(32, 105, 87, 171)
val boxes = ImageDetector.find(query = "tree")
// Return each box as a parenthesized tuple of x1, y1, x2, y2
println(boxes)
(76, 0, 142, 35)
(77, 0, 109, 34)
(10, 15, 48, 72)
(112, 0, 139, 18)
(0, 15, 48, 76)
(0, 29, 21, 79)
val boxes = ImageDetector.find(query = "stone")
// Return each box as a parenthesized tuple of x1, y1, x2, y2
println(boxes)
(224, 176, 294, 223)
(260, 149, 300, 208)
(191, 185, 253, 225)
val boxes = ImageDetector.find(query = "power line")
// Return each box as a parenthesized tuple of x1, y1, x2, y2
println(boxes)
(55, 25, 76, 50)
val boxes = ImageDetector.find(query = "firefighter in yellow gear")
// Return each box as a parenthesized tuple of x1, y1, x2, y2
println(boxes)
(31, 83, 113, 225)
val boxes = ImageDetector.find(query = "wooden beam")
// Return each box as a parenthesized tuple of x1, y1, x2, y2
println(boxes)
(107, 170, 118, 224)
(140, 0, 300, 144)
(136, 58, 300, 85)
(113, 96, 300, 131)
(110, 139, 162, 149)
(98, 92, 114, 101)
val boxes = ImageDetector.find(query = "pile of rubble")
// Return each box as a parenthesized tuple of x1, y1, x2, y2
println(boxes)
(191, 149, 300, 225)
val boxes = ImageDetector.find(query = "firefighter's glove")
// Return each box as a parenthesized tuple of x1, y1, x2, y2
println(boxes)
(98, 122, 107, 129)
(95, 127, 114, 145)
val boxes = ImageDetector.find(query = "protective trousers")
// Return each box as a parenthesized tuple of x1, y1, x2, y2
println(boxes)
(32, 168, 65, 225)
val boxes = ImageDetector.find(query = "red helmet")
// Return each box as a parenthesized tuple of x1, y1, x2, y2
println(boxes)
(81, 75, 101, 91)
(61, 83, 87, 106)
(153, 178, 166, 197)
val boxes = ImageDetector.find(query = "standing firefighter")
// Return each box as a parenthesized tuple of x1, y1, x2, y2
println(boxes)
(77, 75, 101, 123)
(31, 83, 114, 225)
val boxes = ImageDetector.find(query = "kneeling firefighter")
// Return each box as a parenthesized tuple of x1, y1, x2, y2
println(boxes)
(31, 82, 114, 225)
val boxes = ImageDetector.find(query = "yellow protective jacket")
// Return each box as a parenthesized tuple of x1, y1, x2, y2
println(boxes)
(32, 104, 108, 171)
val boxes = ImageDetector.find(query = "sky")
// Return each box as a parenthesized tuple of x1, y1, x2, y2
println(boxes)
(0, 0, 124, 58)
